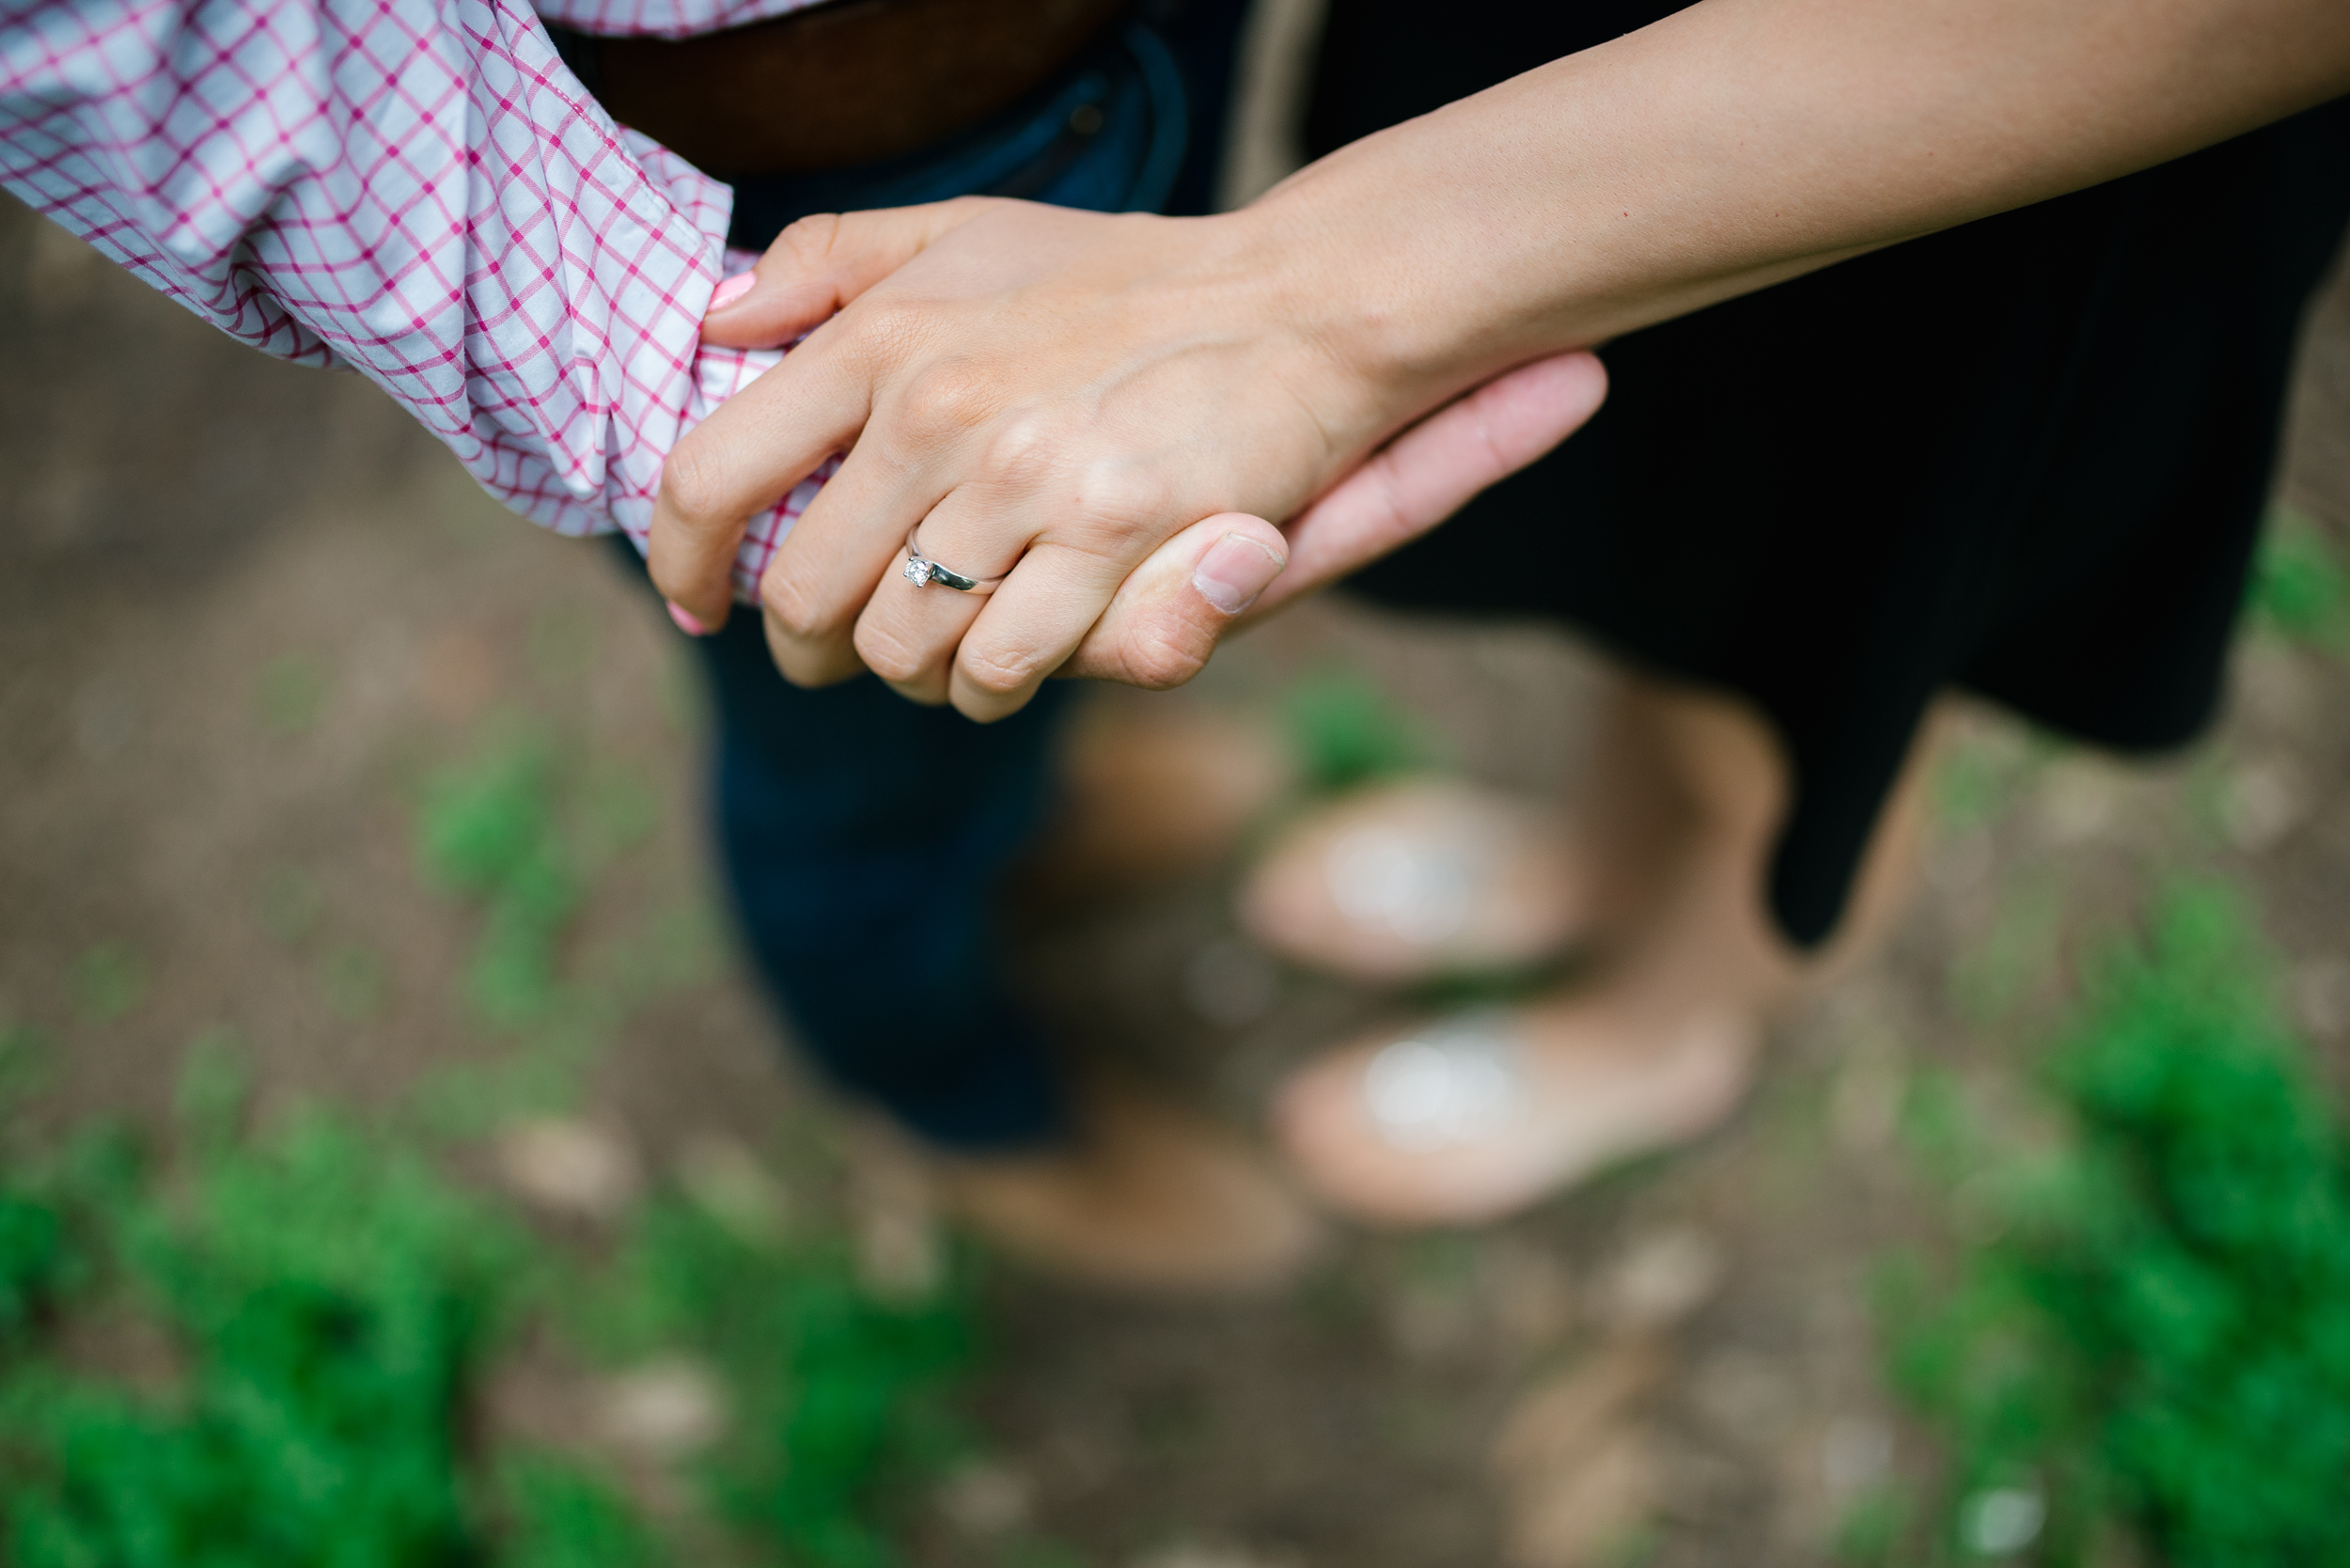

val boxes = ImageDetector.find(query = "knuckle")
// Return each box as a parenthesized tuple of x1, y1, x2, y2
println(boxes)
(980, 410, 1059, 488)
(658, 440, 732, 532)
(896, 356, 997, 436)
(853, 621, 928, 685)
(957, 643, 1040, 698)
(775, 212, 842, 271)
(759, 566, 840, 643)
(760, 605, 863, 686)
(1122, 624, 1212, 691)
(1070, 457, 1172, 529)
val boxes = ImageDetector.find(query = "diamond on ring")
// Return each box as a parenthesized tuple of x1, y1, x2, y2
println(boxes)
(902, 525, 1005, 594)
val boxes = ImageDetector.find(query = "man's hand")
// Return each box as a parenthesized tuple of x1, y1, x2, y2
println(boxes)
(654, 197, 1603, 718)
(1059, 351, 1607, 689)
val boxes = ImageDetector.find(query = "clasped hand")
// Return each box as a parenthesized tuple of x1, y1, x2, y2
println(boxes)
(650, 196, 1606, 719)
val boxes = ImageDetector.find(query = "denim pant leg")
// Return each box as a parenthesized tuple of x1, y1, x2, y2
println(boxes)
(633, 4, 1243, 1151)
(687, 590, 1073, 1150)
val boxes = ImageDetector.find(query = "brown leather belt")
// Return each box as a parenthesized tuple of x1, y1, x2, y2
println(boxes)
(557, 0, 1133, 180)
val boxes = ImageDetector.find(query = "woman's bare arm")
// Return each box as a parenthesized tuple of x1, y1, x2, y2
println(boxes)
(655, 0, 2350, 717)
(1271, 0, 2350, 384)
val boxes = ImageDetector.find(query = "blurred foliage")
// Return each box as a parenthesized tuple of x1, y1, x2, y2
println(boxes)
(1870, 886, 2350, 1567)
(0, 1041, 975, 1567)
(1931, 743, 2016, 838)
(1830, 1487, 1910, 1565)
(255, 652, 332, 737)
(526, 603, 602, 688)
(405, 735, 720, 1140)
(575, 765, 660, 869)
(1928, 726, 2052, 839)
(70, 941, 146, 1023)
(2245, 507, 2348, 647)
(3, 711, 970, 1565)
(494, 1456, 657, 1568)
(415, 732, 672, 1033)
(256, 864, 325, 947)
(1281, 669, 1434, 793)
(417, 735, 584, 1027)
(0, 606, 1063, 1563)
(572, 1200, 972, 1568)
(0, 1024, 52, 1104)
(320, 943, 392, 1022)
(1944, 874, 2066, 1026)
(0, 1082, 531, 1567)
(0, 1187, 64, 1348)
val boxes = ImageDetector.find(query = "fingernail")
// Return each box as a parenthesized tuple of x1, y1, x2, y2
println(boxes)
(666, 601, 710, 636)
(1191, 533, 1285, 616)
(707, 274, 756, 313)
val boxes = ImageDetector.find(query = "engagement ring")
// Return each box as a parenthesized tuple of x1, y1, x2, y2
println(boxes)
(903, 525, 1007, 594)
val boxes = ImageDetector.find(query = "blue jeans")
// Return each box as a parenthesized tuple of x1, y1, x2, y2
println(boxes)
(617, 6, 1243, 1150)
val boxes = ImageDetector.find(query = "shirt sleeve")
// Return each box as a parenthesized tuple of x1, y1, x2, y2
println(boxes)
(0, 0, 812, 599)
(534, 0, 816, 40)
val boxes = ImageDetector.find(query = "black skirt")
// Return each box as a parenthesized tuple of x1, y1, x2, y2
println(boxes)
(1309, 0, 2350, 948)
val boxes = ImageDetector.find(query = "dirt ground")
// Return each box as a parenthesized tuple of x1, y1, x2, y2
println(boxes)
(4, 174, 2347, 1568)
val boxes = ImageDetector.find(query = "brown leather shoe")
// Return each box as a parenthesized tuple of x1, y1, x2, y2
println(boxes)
(937, 1076, 1324, 1295)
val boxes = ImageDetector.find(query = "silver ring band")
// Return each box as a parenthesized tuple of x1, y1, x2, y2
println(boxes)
(902, 524, 1007, 594)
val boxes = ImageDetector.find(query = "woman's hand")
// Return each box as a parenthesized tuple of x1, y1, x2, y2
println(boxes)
(646, 0, 2350, 722)
(650, 196, 1590, 718)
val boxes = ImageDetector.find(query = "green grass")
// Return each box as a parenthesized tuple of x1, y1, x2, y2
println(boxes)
(70, 942, 146, 1024)
(2245, 507, 2349, 647)
(1871, 886, 2350, 1566)
(574, 1200, 972, 1568)
(413, 729, 676, 1038)
(399, 729, 723, 1141)
(0, 724, 981, 1567)
(1281, 669, 1435, 793)
(0, 1047, 976, 1568)
(416, 734, 586, 1028)
(254, 652, 331, 737)
(0, 1103, 529, 1567)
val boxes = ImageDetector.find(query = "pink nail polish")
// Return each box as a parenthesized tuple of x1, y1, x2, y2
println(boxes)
(707, 273, 756, 313)
(1192, 533, 1285, 616)
(667, 601, 710, 636)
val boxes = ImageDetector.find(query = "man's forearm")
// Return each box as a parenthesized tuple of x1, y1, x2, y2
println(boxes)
(0, 0, 815, 587)
(1254, 0, 2350, 399)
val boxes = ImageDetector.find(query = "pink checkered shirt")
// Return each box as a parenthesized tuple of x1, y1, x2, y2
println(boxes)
(0, 0, 833, 598)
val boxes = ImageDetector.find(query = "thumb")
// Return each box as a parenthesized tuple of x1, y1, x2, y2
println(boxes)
(1254, 350, 1608, 618)
(1061, 515, 1290, 689)
(698, 196, 1004, 349)
(1063, 351, 1605, 690)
